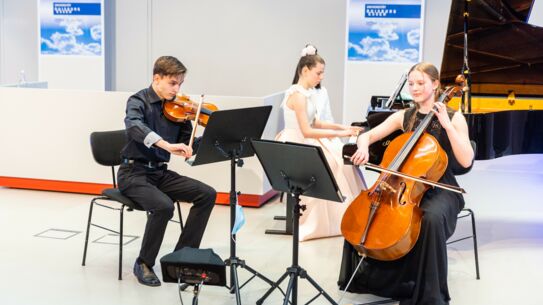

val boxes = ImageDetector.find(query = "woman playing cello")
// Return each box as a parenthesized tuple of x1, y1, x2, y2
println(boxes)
(338, 62, 474, 305)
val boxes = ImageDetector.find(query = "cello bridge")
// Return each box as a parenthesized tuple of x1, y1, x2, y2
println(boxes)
(379, 181, 396, 194)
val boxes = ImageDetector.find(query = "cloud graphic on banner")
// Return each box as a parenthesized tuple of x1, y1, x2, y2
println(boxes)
(42, 33, 77, 53)
(42, 32, 101, 55)
(90, 25, 102, 40)
(41, 17, 101, 55)
(84, 43, 102, 54)
(371, 22, 399, 41)
(407, 29, 420, 46)
(350, 37, 418, 62)
(347, 2, 422, 63)
(348, 42, 365, 55)
(60, 19, 84, 36)
(348, 21, 419, 62)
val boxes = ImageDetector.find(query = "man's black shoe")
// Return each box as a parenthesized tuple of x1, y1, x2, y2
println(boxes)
(133, 261, 161, 287)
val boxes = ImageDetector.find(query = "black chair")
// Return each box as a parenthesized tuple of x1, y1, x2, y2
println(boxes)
(82, 129, 184, 280)
(447, 140, 480, 280)
(447, 208, 480, 279)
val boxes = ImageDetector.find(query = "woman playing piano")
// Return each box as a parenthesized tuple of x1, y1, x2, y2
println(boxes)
(275, 44, 366, 241)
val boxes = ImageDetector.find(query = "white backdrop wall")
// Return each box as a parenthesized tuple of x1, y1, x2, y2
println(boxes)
(1, 0, 452, 123)
(114, 0, 348, 122)
(0, 0, 39, 85)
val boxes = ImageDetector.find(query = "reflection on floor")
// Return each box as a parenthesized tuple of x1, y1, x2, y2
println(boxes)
(0, 154, 541, 305)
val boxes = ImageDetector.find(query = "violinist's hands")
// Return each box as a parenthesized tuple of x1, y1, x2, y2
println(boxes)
(156, 139, 193, 158)
(351, 146, 369, 165)
(432, 102, 453, 131)
(168, 143, 193, 158)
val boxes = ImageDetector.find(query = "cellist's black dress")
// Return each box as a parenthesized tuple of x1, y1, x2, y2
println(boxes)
(338, 108, 469, 305)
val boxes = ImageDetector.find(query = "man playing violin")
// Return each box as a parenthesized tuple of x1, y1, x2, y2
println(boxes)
(118, 55, 216, 287)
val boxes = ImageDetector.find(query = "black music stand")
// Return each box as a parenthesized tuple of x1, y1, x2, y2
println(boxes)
(251, 139, 343, 305)
(186, 106, 274, 305)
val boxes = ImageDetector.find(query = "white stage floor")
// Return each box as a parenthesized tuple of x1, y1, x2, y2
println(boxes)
(0, 154, 541, 305)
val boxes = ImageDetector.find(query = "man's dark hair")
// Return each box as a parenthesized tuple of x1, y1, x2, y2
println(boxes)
(153, 56, 187, 76)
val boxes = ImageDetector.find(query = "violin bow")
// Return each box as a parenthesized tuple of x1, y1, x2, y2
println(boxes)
(364, 163, 466, 194)
(186, 94, 204, 160)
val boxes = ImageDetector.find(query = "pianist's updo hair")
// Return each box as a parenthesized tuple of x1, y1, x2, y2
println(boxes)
(292, 44, 325, 89)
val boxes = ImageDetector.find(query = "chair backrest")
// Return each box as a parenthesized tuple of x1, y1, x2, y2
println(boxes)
(452, 140, 477, 176)
(90, 130, 127, 167)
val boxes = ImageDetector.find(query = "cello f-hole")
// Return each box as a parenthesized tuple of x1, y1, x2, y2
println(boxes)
(398, 181, 407, 205)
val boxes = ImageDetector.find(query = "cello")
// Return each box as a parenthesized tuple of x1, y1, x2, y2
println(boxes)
(341, 76, 466, 261)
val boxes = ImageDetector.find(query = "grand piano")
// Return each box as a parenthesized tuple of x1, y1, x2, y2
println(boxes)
(441, 0, 543, 159)
(347, 0, 543, 162)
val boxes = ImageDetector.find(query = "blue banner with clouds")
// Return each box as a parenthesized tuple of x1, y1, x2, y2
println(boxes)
(39, 0, 103, 56)
(348, 0, 423, 63)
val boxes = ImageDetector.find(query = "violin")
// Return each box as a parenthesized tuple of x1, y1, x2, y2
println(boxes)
(162, 94, 218, 127)
(163, 94, 219, 158)
(341, 75, 466, 261)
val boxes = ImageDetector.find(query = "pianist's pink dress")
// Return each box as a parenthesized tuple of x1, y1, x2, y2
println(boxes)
(275, 85, 366, 241)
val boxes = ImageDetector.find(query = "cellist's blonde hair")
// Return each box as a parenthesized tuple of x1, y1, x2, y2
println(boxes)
(405, 62, 442, 131)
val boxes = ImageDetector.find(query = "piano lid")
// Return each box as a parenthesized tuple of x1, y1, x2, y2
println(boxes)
(440, 0, 543, 96)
